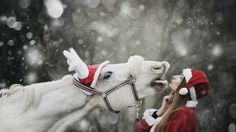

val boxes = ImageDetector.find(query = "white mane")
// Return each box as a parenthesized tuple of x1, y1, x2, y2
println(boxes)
(0, 83, 42, 112)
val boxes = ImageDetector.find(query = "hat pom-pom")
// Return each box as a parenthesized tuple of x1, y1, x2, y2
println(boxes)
(179, 88, 188, 95)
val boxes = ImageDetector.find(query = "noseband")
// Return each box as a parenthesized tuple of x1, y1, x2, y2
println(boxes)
(73, 75, 141, 113)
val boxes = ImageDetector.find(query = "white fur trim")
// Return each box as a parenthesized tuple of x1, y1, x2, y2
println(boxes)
(73, 73, 92, 95)
(127, 55, 144, 76)
(143, 114, 156, 126)
(179, 87, 188, 95)
(189, 86, 197, 100)
(143, 109, 158, 126)
(90, 61, 110, 88)
(185, 100, 198, 107)
(150, 116, 163, 132)
(182, 68, 192, 82)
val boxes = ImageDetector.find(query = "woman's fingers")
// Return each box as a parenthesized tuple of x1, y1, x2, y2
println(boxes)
(163, 95, 170, 102)
(161, 95, 171, 107)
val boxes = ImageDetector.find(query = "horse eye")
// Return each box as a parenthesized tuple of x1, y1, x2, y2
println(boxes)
(104, 71, 113, 79)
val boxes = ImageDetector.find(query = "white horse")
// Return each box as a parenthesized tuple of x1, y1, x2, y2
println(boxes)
(0, 50, 170, 132)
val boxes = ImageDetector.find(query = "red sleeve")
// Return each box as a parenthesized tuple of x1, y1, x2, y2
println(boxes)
(134, 118, 151, 132)
(164, 108, 196, 132)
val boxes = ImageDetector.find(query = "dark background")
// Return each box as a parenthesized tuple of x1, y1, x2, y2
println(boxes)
(0, 0, 236, 131)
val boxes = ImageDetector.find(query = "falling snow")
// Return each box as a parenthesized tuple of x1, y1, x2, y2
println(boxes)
(24, 48, 43, 67)
(45, 0, 64, 19)
(24, 72, 38, 84)
(0, 0, 236, 132)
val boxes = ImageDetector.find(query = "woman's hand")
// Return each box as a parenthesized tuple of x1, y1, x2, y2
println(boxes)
(156, 94, 172, 116)
(142, 108, 164, 126)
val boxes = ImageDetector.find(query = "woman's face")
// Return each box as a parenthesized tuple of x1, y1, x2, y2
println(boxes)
(169, 74, 184, 91)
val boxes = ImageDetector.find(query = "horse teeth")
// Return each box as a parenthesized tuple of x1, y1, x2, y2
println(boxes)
(154, 80, 168, 84)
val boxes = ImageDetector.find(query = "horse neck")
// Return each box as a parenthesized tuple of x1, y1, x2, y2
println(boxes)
(27, 75, 72, 94)
(22, 75, 74, 111)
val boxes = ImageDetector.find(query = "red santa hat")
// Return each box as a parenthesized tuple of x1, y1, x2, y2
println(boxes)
(179, 68, 210, 101)
(77, 61, 109, 88)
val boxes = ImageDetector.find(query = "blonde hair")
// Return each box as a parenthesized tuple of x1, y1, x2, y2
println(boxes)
(154, 78, 190, 132)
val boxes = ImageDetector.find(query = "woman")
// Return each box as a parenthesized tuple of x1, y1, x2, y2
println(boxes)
(134, 68, 210, 132)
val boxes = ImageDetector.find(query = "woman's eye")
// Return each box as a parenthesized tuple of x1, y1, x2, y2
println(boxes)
(103, 71, 113, 79)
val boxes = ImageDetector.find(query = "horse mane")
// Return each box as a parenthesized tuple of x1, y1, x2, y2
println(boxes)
(0, 75, 73, 113)
(0, 84, 22, 97)
(0, 83, 42, 112)
(23, 85, 42, 112)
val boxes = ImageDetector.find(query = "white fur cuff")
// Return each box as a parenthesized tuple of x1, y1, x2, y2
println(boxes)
(185, 100, 198, 107)
(143, 109, 157, 126)
(143, 114, 156, 126)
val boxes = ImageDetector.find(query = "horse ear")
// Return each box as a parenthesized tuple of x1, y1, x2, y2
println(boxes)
(127, 55, 144, 76)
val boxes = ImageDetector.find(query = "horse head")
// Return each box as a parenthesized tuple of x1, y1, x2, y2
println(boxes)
(69, 51, 170, 112)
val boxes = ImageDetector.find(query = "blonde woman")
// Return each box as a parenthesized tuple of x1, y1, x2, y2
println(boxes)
(134, 68, 210, 132)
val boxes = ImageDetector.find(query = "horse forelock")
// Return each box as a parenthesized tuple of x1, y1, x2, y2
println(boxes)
(127, 56, 144, 77)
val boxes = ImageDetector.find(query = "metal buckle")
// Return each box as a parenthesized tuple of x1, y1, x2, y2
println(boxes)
(135, 100, 142, 118)
(102, 92, 107, 98)
(128, 75, 136, 84)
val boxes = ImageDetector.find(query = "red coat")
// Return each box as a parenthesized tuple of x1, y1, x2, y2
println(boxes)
(134, 107, 196, 132)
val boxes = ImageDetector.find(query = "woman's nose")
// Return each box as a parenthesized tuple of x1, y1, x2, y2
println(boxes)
(172, 75, 178, 79)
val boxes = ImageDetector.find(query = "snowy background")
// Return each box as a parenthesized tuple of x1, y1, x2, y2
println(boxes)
(0, 0, 236, 131)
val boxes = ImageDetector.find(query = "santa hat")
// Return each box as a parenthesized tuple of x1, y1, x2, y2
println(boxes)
(76, 61, 110, 88)
(179, 68, 210, 101)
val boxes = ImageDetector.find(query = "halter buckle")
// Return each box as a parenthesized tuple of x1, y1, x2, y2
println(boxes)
(102, 92, 107, 98)
(128, 75, 136, 84)
(135, 100, 142, 118)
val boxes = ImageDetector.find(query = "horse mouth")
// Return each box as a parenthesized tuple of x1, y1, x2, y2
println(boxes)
(150, 76, 168, 88)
